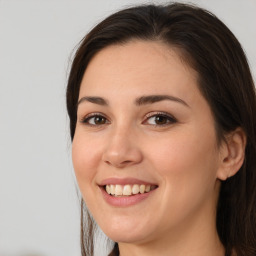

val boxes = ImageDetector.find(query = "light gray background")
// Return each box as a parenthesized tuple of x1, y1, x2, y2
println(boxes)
(0, 0, 255, 256)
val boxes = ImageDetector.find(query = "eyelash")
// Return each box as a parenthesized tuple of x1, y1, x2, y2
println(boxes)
(80, 113, 109, 126)
(80, 111, 177, 127)
(143, 111, 177, 126)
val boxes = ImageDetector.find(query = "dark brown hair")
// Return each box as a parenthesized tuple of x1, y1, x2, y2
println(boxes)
(66, 3, 256, 256)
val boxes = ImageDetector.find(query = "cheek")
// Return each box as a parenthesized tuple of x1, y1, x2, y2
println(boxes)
(144, 131, 220, 230)
(147, 129, 219, 203)
(72, 134, 106, 213)
(72, 134, 102, 188)
(149, 128, 217, 169)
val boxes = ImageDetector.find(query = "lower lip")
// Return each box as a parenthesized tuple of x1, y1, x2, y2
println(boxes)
(100, 186, 157, 207)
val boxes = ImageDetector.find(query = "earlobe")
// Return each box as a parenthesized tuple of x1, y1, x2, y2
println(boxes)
(217, 128, 246, 181)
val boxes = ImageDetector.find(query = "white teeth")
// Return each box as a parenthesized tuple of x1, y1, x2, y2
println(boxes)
(110, 185, 115, 195)
(123, 185, 132, 196)
(105, 184, 156, 196)
(115, 185, 123, 196)
(145, 185, 150, 192)
(106, 185, 111, 194)
(132, 184, 140, 194)
(140, 184, 145, 194)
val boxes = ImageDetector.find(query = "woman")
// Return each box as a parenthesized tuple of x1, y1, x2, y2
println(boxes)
(66, 3, 256, 256)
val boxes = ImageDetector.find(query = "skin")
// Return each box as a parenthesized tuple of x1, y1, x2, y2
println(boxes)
(72, 41, 244, 256)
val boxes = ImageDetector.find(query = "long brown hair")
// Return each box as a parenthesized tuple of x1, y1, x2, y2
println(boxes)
(66, 3, 256, 256)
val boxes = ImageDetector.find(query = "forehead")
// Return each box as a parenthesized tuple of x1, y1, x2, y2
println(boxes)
(79, 40, 199, 101)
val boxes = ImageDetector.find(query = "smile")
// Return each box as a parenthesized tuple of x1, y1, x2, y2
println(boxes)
(99, 178, 158, 206)
(105, 184, 157, 196)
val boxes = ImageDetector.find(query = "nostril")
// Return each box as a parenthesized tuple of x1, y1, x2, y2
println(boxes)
(105, 160, 111, 165)
(122, 160, 133, 164)
(104, 159, 133, 168)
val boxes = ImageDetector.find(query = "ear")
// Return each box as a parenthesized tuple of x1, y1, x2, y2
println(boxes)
(217, 128, 246, 181)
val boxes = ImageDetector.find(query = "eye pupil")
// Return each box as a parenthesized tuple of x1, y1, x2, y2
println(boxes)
(155, 116, 167, 124)
(95, 116, 106, 124)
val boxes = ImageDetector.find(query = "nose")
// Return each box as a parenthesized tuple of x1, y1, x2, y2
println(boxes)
(102, 128, 143, 168)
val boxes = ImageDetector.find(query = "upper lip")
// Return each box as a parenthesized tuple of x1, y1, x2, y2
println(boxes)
(99, 177, 158, 186)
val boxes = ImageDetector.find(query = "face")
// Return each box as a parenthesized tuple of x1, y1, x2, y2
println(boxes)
(72, 41, 223, 245)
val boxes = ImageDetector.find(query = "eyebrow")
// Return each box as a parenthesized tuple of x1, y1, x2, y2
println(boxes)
(77, 94, 189, 107)
(77, 96, 108, 106)
(135, 95, 189, 107)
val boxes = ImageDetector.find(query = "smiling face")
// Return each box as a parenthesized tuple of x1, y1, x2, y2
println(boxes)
(72, 41, 224, 248)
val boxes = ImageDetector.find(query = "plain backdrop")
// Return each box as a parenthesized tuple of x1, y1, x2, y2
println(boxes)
(0, 0, 255, 256)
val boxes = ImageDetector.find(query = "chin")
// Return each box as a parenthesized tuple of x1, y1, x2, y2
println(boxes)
(99, 217, 156, 244)
(105, 230, 149, 244)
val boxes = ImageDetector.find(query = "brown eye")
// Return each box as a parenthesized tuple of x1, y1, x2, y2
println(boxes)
(82, 114, 109, 125)
(154, 115, 169, 125)
(93, 116, 107, 125)
(145, 113, 177, 126)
